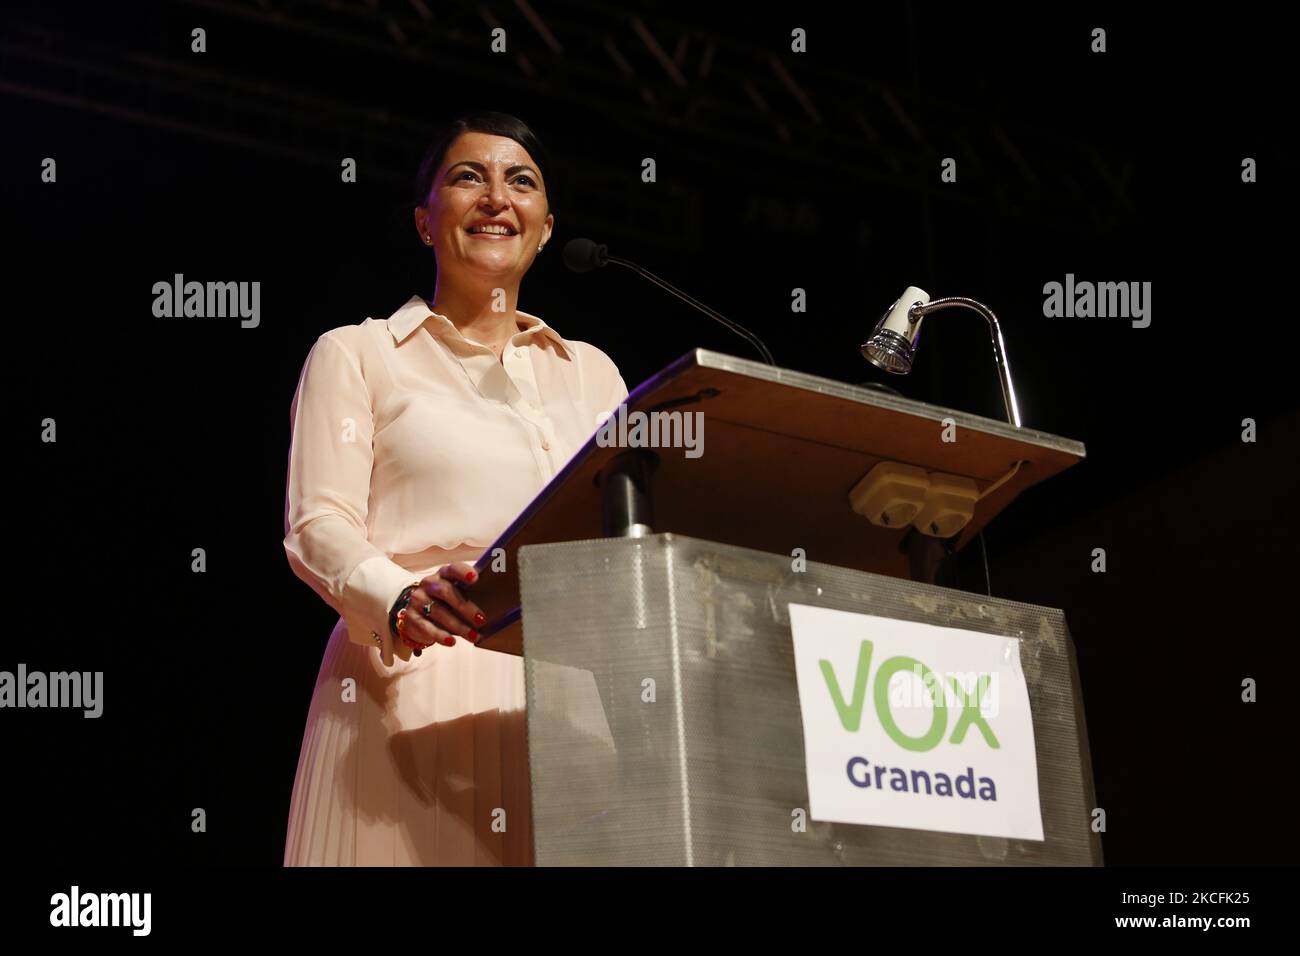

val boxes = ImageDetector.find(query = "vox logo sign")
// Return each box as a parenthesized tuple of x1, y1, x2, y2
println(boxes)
(819, 639, 1001, 751)
(789, 603, 1045, 841)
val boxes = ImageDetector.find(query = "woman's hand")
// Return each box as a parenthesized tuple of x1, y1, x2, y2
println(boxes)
(398, 562, 488, 655)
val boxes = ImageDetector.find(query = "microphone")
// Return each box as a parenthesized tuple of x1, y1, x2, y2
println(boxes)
(562, 237, 608, 272)
(563, 237, 775, 365)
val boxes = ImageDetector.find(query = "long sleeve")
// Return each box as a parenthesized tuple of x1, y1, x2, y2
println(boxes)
(283, 332, 418, 667)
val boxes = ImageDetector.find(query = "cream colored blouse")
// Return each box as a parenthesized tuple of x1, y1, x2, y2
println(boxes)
(283, 294, 628, 667)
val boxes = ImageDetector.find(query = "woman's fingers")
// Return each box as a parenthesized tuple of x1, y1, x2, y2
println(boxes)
(402, 564, 489, 652)
(411, 592, 479, 645)
(399, 598, 446, 645)
(430, 579, 486, 634)
(437, 562, 479, 587)
(400, 587, 478, 647)
(401, 606, 458, 647)
(418, 568, 488, 631)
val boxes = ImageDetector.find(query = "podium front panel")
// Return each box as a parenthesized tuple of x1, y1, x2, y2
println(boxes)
(520, 533, 1100, 866)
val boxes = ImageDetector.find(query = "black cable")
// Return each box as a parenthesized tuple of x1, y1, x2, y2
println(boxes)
(978, 531, 992, 596)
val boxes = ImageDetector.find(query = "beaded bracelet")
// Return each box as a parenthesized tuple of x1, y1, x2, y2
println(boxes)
(388, 583, 421, 642)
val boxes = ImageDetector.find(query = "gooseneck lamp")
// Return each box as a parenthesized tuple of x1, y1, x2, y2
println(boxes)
(861, 286, 1023, 428)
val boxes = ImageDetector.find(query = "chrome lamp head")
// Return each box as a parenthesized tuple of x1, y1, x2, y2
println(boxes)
(861, 285, 931, 374)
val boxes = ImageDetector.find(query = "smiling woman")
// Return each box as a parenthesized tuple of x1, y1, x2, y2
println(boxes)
(409, 114, 558, 360)
(281, 111, 628, 866)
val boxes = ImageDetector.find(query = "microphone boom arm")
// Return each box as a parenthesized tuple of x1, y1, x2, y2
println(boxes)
(606, 254, 776, 366)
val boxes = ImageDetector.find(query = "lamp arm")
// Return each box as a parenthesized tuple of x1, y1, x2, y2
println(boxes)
(909, 297, 1023, 427)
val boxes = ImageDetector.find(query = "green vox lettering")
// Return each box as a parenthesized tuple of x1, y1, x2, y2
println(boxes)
(818, 639, 1000, 751)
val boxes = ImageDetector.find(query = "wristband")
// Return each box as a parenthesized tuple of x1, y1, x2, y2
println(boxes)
(388, 582, 421, 641)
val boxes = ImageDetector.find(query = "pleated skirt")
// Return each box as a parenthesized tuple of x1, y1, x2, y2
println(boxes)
(283, 614, 534, 866)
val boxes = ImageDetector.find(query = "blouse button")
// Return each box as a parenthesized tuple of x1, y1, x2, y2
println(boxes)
(541, 437, 551, 450)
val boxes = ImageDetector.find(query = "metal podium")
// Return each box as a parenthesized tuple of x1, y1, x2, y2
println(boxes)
(468, 349, 1097, 866)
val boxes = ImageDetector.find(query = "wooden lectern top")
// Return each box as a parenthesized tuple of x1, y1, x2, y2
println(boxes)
(469, 348, 1085, 655)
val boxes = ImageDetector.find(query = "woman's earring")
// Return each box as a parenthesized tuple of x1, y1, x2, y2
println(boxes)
(537, 244, 543, 252)
(425, 235, 432, 245)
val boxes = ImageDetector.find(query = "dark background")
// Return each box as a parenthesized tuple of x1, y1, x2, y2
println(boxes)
(5, 0, 1295, 867)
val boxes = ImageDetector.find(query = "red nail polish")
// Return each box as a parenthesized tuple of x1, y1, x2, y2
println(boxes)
(473, 612, 486, 626)
(467, 570, 478, 582)
(468, 630, 480, 641)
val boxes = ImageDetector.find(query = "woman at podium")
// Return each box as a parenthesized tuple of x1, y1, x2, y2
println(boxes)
(280, 112, 628, 865)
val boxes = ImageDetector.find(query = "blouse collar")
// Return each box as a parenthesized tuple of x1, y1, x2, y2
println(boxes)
(386, 295, 570, 358)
